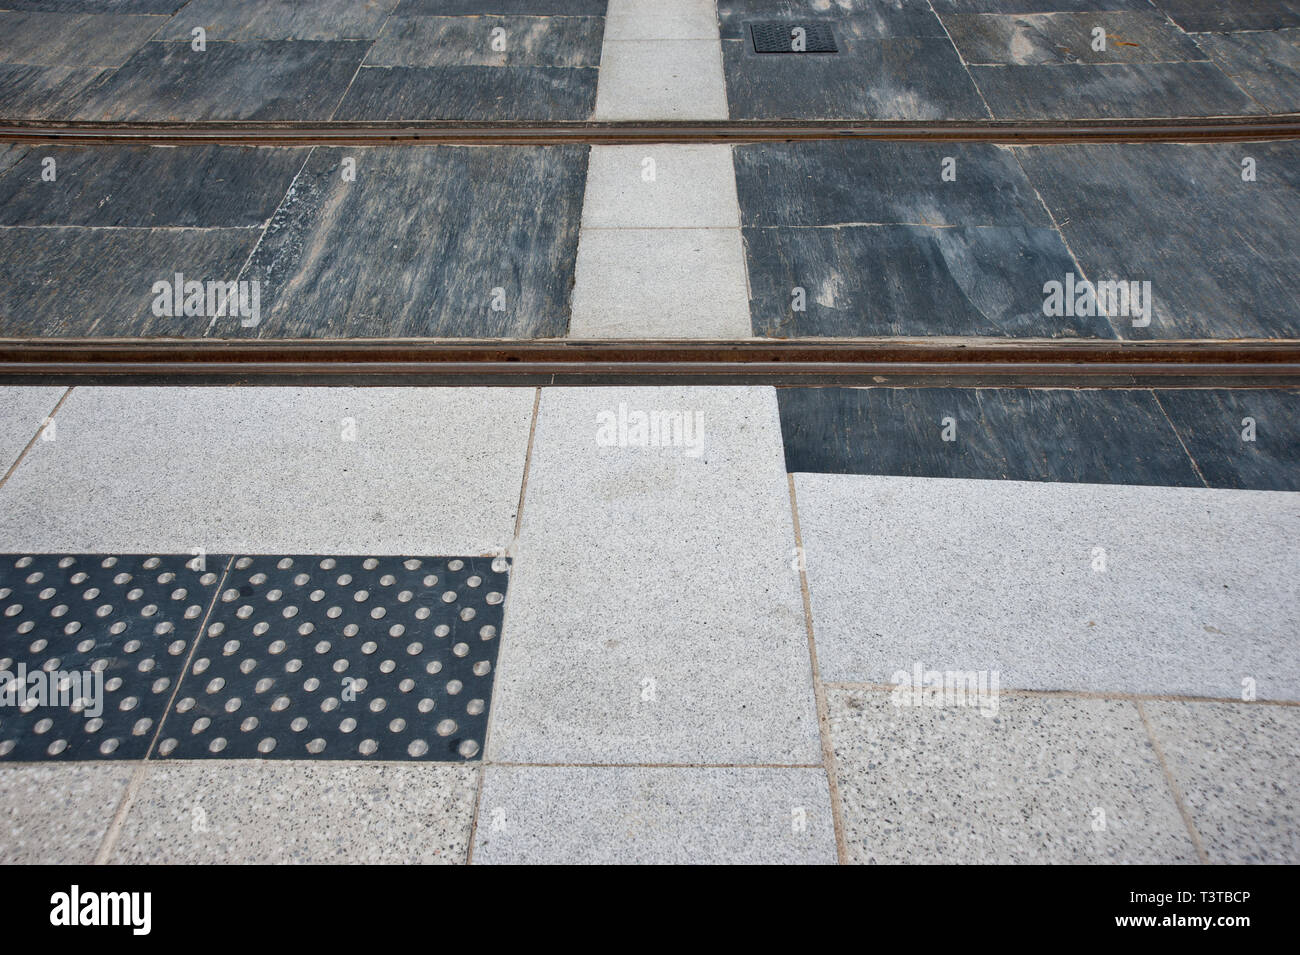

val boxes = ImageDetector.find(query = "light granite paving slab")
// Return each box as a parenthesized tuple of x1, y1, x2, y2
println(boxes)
(0, 763, 134, 864)
(569, 228, 751, 338)
(473, 766, 837, 864)
(1143, 701, 1300, 864)
(829, 689, 1199, 864)
(605, 0, 718, 40)
(0, 386, 63, 473)
(795, 473, 1300, 699)
(593, 39, 728, 119)
(110, 760, 478, 863)
(0, 387, 534, 556)
(581, 145, 740, 229)
(488, 386, 821, 764)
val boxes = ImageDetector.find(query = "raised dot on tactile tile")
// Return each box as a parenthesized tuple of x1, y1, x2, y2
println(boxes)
(255, 678, 274, 694)
(415, 607, 430, 621)
(257, 737, 276, 754)
(132, 718, 153, 736)
(397, 590, 413, 604)
(321, 697, 339, 713)
(85, 717, 103, 733)
(176, 697, 195, 713)
(425, 661, 442, 675)
(337, 574, 352, 586)
(453, 643, 469, 658)
(30, 638, 47, 653)
(155, 620, 173, 635)
(272, 696, 290, 711)
(240, 659, 257, 675)
(282, 605, 298, 619)
(299, 623, 315, 637)
(388, 624, 406, 639)
(332, 659, 348, 673)
(369, 697, 387, 713)
(459, 608, 476, 622)
(0, 741, 13, 756)
(235, 605, 253, 619)
(184, 604, 201, 619)
(361, 641, 377, 655)
(379, 660, 395, 674)
(168, 639, 186, 655)
(310, 590, 325, 602)
(398, 678, 414, 693)
(224, 697, 241, 713)
(47, 739, 67, 756)
(193, 658, 210, 675)
(221, 588, 237, 602)
(354, 590, 370, 604)
(171, 588, 187, 601)
(467, 699, 485, 716)
(467, 576, 481, 588)
(491, 557, 508, 573)
(221, 640, 240, 656)
(93, 557, 110, 569)
(208, 737, 227, 754)
(39, 586, 55, 600)
(100, 738, 120, 756)
(268, 639, 284, 653)
(486, 591, 504, 605)
(446, 680, 463, 695)
(293, 573, 309, 587)
(137, 658, 155, 673)
(50, 604, 68, 617)
(407, 739, 429, 758)
(285, 659, 302, 673)
(458, 740, 480, 759)
(479, 625, 497, 640)
(97, 604, 113, 618)
(379, 574, 395, 587)
(370, 606, 387, 620)
(158, 738, 178, 756)
(290, 717, 308, 732)
(277, 558, 293, 570)
(306, 738, 326, 754)
(266, 589, 281, 602)
(314, 640, 330, 654)
(418, 698, 435, 714)
(388, 718, 407, 733)
(359, 739, 378, 756)
(343, 624, 359, 638)
(105, 676, 122, 691)
(152, 677, 171, 694)
(441, 591, 456, 603)
(473, 661, 491, 677)
(403, 559, 421, 571)
(436, 719, 457, 736)
(434, 624, 450, 638)
(241, 717, 258, 732)
(58, 557, 74, 569)
(191, 717, 211, 734)
(339, 717, 356, 733)
(406, 642, 423, 656)
(4, 604, 22, 618)
(303, 677, 320, 692)
(200, 573, 217, 585)
(320, 558, 336, 570)
(17, 621, 33, 635)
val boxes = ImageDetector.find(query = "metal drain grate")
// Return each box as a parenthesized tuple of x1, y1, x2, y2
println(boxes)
(750, 21, 838, 54)
(0, 554, 223, 760)
(0, 554, 509, 762)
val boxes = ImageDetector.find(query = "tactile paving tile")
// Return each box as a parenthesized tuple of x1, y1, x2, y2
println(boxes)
(750, 21, 837, 54)
(154, 556, 509, 762)
(0, 554, 225, 761)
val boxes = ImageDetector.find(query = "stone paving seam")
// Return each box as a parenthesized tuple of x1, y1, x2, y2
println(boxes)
(1135, 698, 1210, 863)
(93, 553, 235, 865)
(822, 682, 1300, 708)
(1148, 390, 1212, 489)
(924, 0, 995, 120)
(328, 8, 400, 122)
(787, 472, 848, 863)
(0, 386, 70, 490)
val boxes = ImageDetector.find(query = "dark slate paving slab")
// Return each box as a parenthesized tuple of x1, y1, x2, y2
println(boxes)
(723, 35, 990, 120)
(155, 0, 400, 41)
(733, 142, 1052, 228)
(1195, 29, 1300, 115)
(235, 146, 586, 339)
(0, 553, 224, 761)
(0, 227, 260, 337)
(366, 14, 604, 68)
(0, 145, 30, 179)
(154, 555, 508, 762)
(744, 224, 1104, 337)
(67, 40, 368, 122)
(394, 0, 606, 13)
(971, 62, 1261, 119)
(334, 64, 597, 120)
(778, 387, 1203, 486)
(0, 64, 109, 120)
(1015, 142, 1300, 339)
(1157, 390, 1300, 491)
(932, 0, 1154, 11)
(942, 11, 1207, 65)
(1153, 0, 1300, 34)
(0, 11, 164, 68)
(716, 0, 946, 41)
(0, 146, 306, 228)
(3, 1, 187, 11)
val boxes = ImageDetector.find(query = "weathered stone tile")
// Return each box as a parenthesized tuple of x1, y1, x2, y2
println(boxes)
(943, 11, 1206, 65)
(334, 64, 598, 120)
(156, 0, 399, 41)
(1154, 0, 1300, 34)
(1195, 29, 1300, 114)
(366, 15, 603, 67)
(0, 64, 109, 120)
(0, 11, 164, 68)
(717, 0, 946, 41)
(1156, 390, 1300, 492)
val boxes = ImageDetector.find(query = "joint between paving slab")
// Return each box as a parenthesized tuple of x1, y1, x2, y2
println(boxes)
(1135, 699, 1210, 863)
(0, 385, 71, 491)
(93, 554, 235, 865)
(1149, 389, 1211, 488)
(823, 682, 1300, 708)
(787, 473, 848, 865)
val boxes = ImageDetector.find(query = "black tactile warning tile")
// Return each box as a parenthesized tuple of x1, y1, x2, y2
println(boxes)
(0, 554, 226, 761)
(155, 556, 508, 762)
(777, 387, 1206, 487)
(1156, 390, 1300, 492)
(1014, 142, 1300, 340)
(750, 22, 838, 54)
